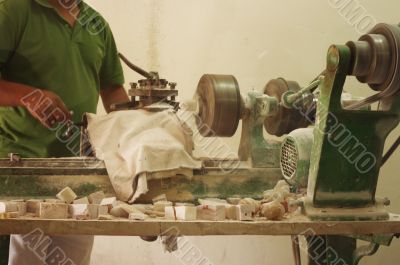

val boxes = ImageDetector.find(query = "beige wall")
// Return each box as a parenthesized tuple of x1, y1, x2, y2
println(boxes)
(86, 0, 400, 264)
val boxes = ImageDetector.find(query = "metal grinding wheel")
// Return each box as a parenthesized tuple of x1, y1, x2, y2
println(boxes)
(263, 78, 310, 136)
(195, 74, 242, 137)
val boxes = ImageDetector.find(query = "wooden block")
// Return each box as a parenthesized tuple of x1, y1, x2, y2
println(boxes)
(88, 191, 105, 204)
(56, 187, 77, 204)
(129, 212, 148, 221)
(100, 197, 117, 211)
(175, 206, 196, 221)
(164, 206, 176, 220)
(39, 203, 68, 219)
(236, 204, 253, 221)
(74, 197, 90, 204)
(197, 205, 226, 221)
(153, 201, 173, 212)
(152, 194, 167, 203)
(26, 200, 43, 215)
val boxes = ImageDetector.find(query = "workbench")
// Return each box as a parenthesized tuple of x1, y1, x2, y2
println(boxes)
(0, 215, 400, 237)
(1, 157, 399, 238)
(1, 158, 399, 265)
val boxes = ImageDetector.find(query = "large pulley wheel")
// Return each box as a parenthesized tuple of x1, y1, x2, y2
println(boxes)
(263, 78, 310, 137)
(347, 23, 400, 95)
(195, 74, 242, 137)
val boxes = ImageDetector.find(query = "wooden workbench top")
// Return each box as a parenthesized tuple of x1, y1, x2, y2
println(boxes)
(1, 214, 400, 236)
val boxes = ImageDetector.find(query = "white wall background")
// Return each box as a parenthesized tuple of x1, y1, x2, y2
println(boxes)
(85, 0, 400, 264)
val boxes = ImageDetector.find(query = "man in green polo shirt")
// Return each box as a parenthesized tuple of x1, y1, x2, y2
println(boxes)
(0, 0, 129, 264)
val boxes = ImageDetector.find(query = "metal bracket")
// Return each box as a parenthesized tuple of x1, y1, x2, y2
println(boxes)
(238, 91, 281, 167)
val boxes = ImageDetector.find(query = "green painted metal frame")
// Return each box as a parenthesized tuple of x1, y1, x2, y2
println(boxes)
(307, 45, 400, 209)
(304, 43, 400, 265)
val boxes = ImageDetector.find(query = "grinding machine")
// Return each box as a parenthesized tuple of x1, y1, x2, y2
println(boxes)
(190, 22, 400, 264)
(0, 23, 400, 265)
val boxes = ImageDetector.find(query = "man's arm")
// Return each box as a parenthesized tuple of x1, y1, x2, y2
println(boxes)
(0, 79, 72, 128)
(100, 85, 129, 113)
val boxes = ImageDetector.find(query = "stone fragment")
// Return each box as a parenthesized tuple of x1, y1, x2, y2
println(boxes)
(39, 203, 68, 219)
(88, 191, 106, 204)
(197, 205, 225, 221)
(175, 206, 196, 221)
(74, 197, 90, 205)
(56, 187, 77, 204)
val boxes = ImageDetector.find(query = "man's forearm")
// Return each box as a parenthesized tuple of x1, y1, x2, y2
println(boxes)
(0, 79, 35, 107)
(100, 85, 129, 113)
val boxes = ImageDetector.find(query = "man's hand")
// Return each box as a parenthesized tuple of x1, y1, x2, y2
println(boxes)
(0, 79, 72, 129)
(22, 89, 72, 129)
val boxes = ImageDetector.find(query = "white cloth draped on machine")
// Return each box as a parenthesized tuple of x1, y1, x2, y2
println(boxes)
(86, 110, 202, 203)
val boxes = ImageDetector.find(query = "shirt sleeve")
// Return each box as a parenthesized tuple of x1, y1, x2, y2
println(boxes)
(0, 2, 18, 77)
(99, 24, 125, 89)
(0, 0, 28, 78)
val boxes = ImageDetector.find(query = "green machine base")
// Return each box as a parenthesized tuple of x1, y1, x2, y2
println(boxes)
(303, 198, 389, 221)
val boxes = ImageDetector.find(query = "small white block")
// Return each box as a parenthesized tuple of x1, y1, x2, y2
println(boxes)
(98, 205, 109, 216)
(39, 203, 68, 219)
(197, 205, 226, 221)
(153, 201, 173, 212)
(164, 206, 176, 220)
(69, 204, 88, 216)
(100, 197, 117, 211)
(236, 204, 253, 221)
(110, 204, 140, 218)
(16, 202, 27, 215)
(74, 197, 90, 204)
(88, 191, 105, 204)
(175, 206, 196, 221)
(26, 200, 43, 215)
(56, 187, 77, 204)
(226, 206, 237, 220)
(0, 202, 18, 213)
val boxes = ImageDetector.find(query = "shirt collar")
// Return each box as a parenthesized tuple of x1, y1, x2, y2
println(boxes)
(34, 0, 52, 8)
(34, 0, 85, 10)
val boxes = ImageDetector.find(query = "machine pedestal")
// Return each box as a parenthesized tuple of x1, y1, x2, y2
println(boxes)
(303, 198, 389, 221)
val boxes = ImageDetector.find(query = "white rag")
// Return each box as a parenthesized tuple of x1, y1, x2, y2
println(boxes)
(86, 110, 202, 203)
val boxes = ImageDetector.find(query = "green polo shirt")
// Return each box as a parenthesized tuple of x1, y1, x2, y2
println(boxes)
(0, 0, 124, 158)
